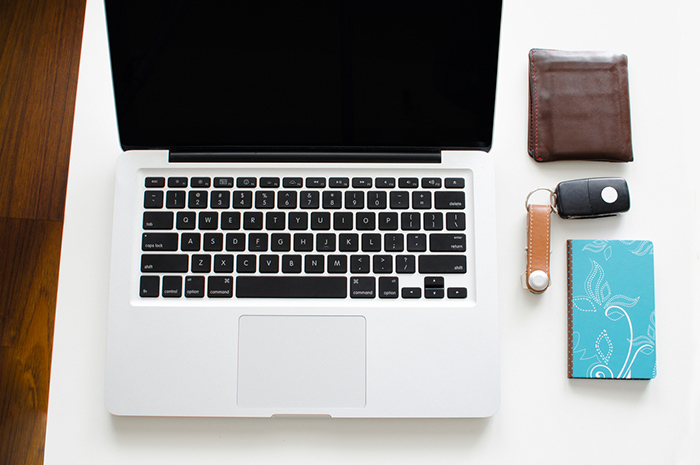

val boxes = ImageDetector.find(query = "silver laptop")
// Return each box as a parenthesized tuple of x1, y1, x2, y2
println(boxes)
(104, 0, 502, 418)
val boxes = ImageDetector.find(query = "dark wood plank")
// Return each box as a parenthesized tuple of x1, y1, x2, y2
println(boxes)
(0, 0, 86, 464)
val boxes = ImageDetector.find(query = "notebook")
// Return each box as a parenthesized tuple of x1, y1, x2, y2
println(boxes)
(104, 0, 502, 417)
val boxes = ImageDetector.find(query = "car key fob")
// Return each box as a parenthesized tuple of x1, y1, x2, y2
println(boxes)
(554, 177, 630, 219)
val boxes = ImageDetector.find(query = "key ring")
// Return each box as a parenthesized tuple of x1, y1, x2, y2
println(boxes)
(525, 187, 557, 214)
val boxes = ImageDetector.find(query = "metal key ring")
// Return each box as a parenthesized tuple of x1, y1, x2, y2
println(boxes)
(525, 187, 557, 214)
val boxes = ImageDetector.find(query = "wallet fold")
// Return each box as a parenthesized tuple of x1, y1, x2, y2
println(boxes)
(528, 49, 633, 162)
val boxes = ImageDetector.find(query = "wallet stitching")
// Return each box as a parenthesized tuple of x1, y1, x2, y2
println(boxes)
(529, 49, 541, 161)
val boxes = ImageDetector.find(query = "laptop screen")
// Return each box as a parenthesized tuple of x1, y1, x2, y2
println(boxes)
(105, 1, 502, 153)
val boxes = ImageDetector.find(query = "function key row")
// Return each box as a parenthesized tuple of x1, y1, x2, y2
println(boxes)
(145, 176, 465, 190)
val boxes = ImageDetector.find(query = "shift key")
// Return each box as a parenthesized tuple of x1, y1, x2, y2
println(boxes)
(419, 255, 466, 273)
(141, 254, 188, 273)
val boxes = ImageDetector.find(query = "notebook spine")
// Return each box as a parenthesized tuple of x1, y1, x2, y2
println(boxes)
(567, 239, 573, 378)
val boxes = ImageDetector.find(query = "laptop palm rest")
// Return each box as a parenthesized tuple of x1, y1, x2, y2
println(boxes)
(237, 315, 366, 409)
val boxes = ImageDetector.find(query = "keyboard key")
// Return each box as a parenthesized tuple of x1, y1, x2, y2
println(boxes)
(145, 177, 165, 188)
(421, 177, 442, 188)
(435, 191, 465, 209)
(418, 255, 466, 274)
(445, 178, 465, 189)
(221, 212, 241, 230)
(367, 191, 387, 209)
(378, 212, 398, 230)
(315, 233, 335, 252)
(282, 177, 303, 188)
(236, 277, 347, 298)
(306, 177, 326, 188)
(176, 212, 196, 230)
(401, 212, 421, 230)
(305, 255, 325, 273)
(361, 234, 381, 252)
(184, 276, 205, 297)
(203, 233, 223, 251)
(191, 254, 211, 273)
(300, 191, 320, 209)
(248, 233, 268, 251)
(356, 212, 375, 230)
(373, 255, 392, 274)
(255, 191, 275, 209)
(345, 191, 364, 209)
(425, 288, 444, 299)
(214, 254, 234, 273)
(401, 287, 421, 298)
(236, 177, 256, 188)
(447, 287, 468, 299)
(259, 255, 280, 273)
(166, 190, 186, 209)
(339, 233, 359, 252)
(399, 177, 419, 188)
(379, 277, 399, 298)
(350, 277, 375, 298)
(144, 191, 163, 209)
(140, 275, 159, 297)
(232, 191, 252, 209)
(327, 255, 347, 273)
(278, 191, 297, 209)
(334, 212, 353, 230)
(167, 177, 187, 188)
(282, 254, 302, 273)
(260, 177, 280, 188)
(162, 276, 182, 297)
(191, 177, 211, 188)
(406, 234, 427, 252)
(424, 276, 444, 288)
(141, 254, 188, 273)
(214, 177, 234, 188)
(143, 211, 173, 230)
(266, 211, 286, 230)
(350, 255, 370, 273)
(188, 190, 207, 209)
(288, 212, 308, 230)
(424, 212, 443, 230)
(198, 211, 218, 230)
(243, 212, 263, 230)
(293, 233, 313, 251)
(208, 276, 233, 298)
(384, 234, 404, 252)
(396, 255, 416, 273)
(390, 191, 409, 209)
(412, 191, 431, 209)
(237, 255, 256, 273)
(311, 212, 331, 230)
(225, 233, 245, 251)
(430, 234, 466, 252)
(141, 233, 178, 251)
(375, 177, 396, 188)
(271, 233, 291, 251)
(210, 191, 230, 209)
(181, 233, 201, 251)
(329, 177, 349, 188)
(322, 191, 342, 209)
(352, 177, 372, 188)
(446, 212, 466, 231)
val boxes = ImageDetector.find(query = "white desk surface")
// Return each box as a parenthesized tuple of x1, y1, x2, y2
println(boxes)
(46, 0, 700, 463)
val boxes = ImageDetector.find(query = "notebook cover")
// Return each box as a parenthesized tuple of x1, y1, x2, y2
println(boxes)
(567, 240, 656, 379)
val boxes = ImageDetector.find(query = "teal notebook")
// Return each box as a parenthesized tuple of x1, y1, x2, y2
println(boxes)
(567, 240, 656, 379)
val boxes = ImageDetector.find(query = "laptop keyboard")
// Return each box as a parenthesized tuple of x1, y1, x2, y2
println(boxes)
(140, 173, 471, 300)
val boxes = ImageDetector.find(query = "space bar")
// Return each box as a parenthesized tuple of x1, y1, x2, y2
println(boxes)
(236, 277, 348, 298)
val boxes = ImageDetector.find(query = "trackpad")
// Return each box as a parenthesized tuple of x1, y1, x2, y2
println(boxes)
(237, 316, 366, 409)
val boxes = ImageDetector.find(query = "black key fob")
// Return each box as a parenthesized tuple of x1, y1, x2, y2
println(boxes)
(554, 177, 630, 219)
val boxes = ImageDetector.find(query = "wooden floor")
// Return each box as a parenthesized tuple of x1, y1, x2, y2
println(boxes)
(0, 1, 86, 464)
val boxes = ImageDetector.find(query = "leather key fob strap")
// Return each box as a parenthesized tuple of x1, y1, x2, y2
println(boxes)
(526, 204, 551, 293)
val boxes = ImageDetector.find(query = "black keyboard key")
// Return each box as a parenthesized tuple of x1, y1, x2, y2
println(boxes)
(418, 255, 467, 274)
(356, 212, 375, 230)
(327, 255, 347, 273)
(446, 212, 466, 231)
(345, 191, 364, 209)
(406, 234, 427, 252)
(334, 212, 353, 230)
(300, 191, 320, 209)
(306, 177, 326, 188)
(315, 233, 335, 252)
(322, 191, 342, 209)
(140, 276, 159, 297)
(210, 191, 230, 209)
(278, 191, 297, 209)
(375, 177, 396, 188)
(181, 233, 201, 251)
(399, 177, 419, 188)
(243, 212, 263, 230)
(145, 177, 165, 188)
(350, 277, 375, 298)
(236, 177, 256, 188)
(141, 254, 188, 273)
(214, 254, 234, 273)
(266, 211, 286, 230)
(390, 191, 409, 209)
(198, 211, 219, 230)
(184, 276, 205, 298)
(176, 211, 196, 230)
(373, 255, 392, 274)
(288, 212, 308, 230)
(214, 177, 234, 188)
(166, 190, 186, 209)
(191, 254, 211, 273)
(191, 177, 211, 188)
(361, 234, 381, 252)
(378, 212, 398, 231)
(339, 233, 359, 252)
(367, 191, 387, 209)
(255, 191, 275, 209)
(352, 177, 372, 188)
(421, 177, 442, 189)
(401, 212, 421, 230)
(259, 255, 280, 273)
(445, 178, 465, 189)
(282, 177, 303, 188)
(236, 277, 347, 298)
(379, 277, 399, 299)
(260, 177, 280, 188)
(143, 211, 173, 230)
(435, 191, 465, 209)
(424, 276, 444, 288)
(144, 191, 163, 209)
(350, 255, 370, 273)
(294, 233, 313, 251)
(329, 177, 349, 188)
(237, 255, 256, 273)
(402, 287, 421, 298)
(412, 191, 431, 209)
(311, 212, 331, 230)
(424, 212, 443, 230)
(142, 233, 178, 251)
(221, 212, 241, 230)
(248, 233, 268, 251)
(396, 255, 416, 273)
(305, 255, 325, 273)
(162, 276, 182, 297)
(232, 191, 253, 209)
(203, 233, 223, 251)
(384, 233, 404, 252)
(425, 288, 444, 299)
(168, 177, 187, 188)
(282, 254, 302, 273)
(447, 287, 467, 299)
(188, 190, 208, 209)
(271, 233, 291, 251)
(430, 234, 466, 252)
(225, 233, 245, 251)
(208, 276, 233, 298)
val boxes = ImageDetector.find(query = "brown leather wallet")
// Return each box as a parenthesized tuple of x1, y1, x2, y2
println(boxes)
(528, 49, 633, 162)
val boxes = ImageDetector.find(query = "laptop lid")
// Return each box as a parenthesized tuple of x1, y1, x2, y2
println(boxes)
(104, 1, 502, 155)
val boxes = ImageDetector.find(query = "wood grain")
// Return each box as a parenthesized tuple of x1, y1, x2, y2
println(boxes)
(0, 0, 86, 464)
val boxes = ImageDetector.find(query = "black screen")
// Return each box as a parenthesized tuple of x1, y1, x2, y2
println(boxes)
(105, 1, 502, 153)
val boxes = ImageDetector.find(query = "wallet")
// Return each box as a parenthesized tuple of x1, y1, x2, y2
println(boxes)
(528, 49, 633, 162)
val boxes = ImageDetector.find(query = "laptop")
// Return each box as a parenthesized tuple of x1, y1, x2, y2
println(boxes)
(104, 0, 502, 418)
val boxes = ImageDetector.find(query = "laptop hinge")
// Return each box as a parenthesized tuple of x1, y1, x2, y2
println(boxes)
(168, 152, 441, 164)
